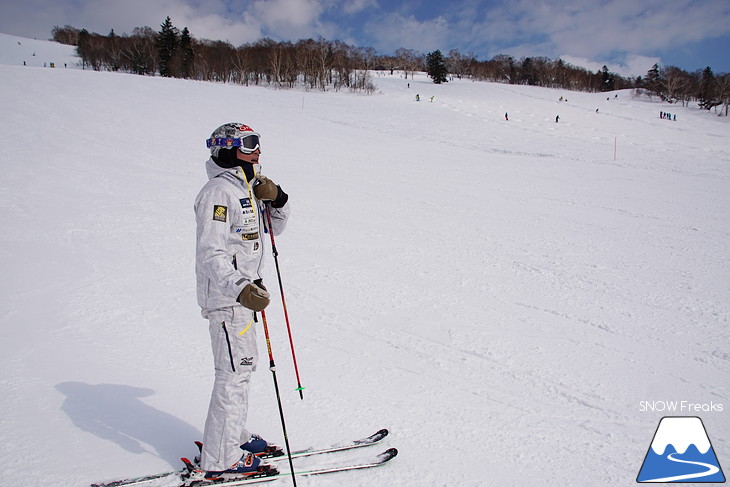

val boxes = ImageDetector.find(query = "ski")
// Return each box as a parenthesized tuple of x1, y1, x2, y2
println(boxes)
(265, 428, 389, 460)
(90, 429, 390, 487)
(90, 469, 182, 487)
(182, 448, 398, 486)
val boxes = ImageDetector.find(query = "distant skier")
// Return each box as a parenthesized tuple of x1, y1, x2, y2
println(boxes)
(505, 112, 509, 121)
(415, 94, 420, 101)
(193, 123, 290, 481)
(555, 115, 560, 123)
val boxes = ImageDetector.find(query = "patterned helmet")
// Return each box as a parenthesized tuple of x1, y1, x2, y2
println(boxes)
(206, 123, 261, 158)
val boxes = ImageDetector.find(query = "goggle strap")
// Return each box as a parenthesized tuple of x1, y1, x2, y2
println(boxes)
(206, 135, 260, 148)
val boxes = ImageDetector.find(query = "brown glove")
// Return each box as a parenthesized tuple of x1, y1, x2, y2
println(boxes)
(254, 175, 279, 201)
(237, 282, 270, 311)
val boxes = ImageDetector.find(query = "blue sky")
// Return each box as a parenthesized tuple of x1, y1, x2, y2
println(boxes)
(1, 0, 728, 77)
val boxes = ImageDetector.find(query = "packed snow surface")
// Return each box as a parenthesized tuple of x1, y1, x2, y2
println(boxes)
(1, 34, 728, 486)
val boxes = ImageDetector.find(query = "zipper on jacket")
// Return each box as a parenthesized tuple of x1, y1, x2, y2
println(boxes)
(221, 322, 236, 373)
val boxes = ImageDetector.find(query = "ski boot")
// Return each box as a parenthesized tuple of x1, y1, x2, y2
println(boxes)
(192, 434, 283, 466)
(241, 433, 284, 458)
(181, 452, 278, 486)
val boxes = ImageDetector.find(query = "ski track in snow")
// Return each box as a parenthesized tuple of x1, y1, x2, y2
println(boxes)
(0, 35, 729, 486)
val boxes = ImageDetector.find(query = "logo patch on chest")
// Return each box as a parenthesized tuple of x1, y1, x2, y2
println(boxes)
(238, 198, 259, 240)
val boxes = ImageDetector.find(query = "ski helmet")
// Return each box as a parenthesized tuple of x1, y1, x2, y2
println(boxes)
(206, 123, 261, 158)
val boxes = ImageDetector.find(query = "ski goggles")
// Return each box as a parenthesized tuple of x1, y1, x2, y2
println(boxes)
(207, 133, 261, 154)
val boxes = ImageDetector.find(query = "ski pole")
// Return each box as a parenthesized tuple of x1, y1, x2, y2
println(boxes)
(265, 207, 305, 400)
(260, 308, 297, 487)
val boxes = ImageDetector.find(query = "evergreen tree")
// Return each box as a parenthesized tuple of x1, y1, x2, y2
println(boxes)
(601, 65, 615, 91)
(157, 16, 178, 77)
(179, 27, 194, 79)
(426, 49, 448, 84)
(645, 63, 662, 96)
(521, 57, 537, 85)
(698, 66, 720, 110)
(108, 29, 120, 71)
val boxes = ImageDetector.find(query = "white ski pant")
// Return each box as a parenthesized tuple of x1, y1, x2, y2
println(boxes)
(200, 306, 259, 471)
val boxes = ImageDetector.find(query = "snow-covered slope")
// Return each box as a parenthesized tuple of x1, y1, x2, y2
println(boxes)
(1, 34, 728, 486)
(0, 32, 79, 68)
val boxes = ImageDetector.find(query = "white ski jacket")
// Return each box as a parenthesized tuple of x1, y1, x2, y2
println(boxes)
(195, 158, 289, 312)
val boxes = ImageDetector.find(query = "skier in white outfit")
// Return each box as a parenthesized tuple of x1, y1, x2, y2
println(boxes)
(194, 123, 290, 479)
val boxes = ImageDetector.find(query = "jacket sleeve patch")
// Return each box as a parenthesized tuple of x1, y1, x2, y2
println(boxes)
(213, 205, 228, 222)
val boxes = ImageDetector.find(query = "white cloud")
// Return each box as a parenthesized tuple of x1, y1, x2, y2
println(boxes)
(364, 12, 450, 53)
(560, 53, 661, 78)
(342, 0, 378, 15)
(252, 0, 322, 30)
(243, 0, 339, 40)
(476, 0, 730, 59)
(0, 0, 338, 47)
(617, 54, 663, 78)
(0, 0, 68, 39)
(187, 14, 263, 45)
(106, 0, 265, 46)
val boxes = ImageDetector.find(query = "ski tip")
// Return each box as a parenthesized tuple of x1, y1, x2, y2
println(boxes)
(380, 448, 398, 460)
(354, 428, 388, 446)
(355, 428, 389, 445)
